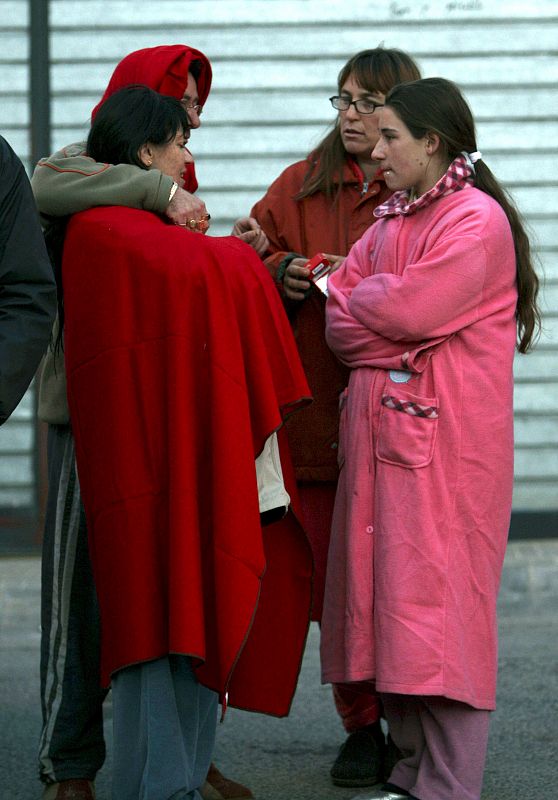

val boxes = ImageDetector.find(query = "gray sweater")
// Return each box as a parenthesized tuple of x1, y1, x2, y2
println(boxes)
(32, 143, 173, 424)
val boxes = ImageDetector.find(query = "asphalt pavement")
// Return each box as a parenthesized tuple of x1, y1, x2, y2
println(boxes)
(1, 539, 557, 799)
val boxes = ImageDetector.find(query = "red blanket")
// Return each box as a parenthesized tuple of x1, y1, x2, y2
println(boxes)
(63, 207, 313, 715)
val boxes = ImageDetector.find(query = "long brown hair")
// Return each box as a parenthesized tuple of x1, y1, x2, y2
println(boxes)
(385, 77, 541, 353)
(297, 47, 421, 201)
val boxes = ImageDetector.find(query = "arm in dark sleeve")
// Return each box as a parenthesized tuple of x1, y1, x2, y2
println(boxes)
(250, 162, 309, 282)
(0, 137, 57, 424)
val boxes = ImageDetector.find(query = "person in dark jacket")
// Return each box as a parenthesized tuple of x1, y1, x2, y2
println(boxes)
(0, 135, 56, 424)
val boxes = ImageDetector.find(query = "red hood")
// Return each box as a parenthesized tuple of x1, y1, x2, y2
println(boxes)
(91, 45, 212, 192)
(91, 45, 212, 117)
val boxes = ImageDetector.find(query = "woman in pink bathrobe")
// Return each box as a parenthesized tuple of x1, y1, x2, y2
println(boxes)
(321, 78, 540, 800)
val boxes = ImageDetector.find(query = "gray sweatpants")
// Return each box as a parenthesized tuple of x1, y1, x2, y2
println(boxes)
(112, 656, 218, 800)
(39, 424, 107, 784)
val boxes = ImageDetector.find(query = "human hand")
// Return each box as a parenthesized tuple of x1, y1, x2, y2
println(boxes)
(231, 216, 254, 236)
(322, 253, 345, 272)
(283, 257, 311, 301)
(231, 217, 269, 255)
(165, 186, 209, 231)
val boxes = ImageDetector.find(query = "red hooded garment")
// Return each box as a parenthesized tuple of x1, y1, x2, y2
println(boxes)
(91, 44, 212, 193)
(63, 46, 314, 717)
(64, 208, 314, 716)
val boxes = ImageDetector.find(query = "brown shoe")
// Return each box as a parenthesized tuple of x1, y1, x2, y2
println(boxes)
(200, 763, 253, 800)
(42, 781, 96, 800)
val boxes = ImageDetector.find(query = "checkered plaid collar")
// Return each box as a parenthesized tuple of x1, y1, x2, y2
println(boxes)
(373, 153, 475, 219)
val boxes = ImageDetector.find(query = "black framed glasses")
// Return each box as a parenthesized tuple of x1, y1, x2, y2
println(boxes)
(329, 96, 384, 115)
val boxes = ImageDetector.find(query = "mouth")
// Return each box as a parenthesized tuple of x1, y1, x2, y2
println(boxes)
(342, 127, 363, 138)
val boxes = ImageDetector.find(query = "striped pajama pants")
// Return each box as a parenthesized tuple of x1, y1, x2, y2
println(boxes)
(39, 424, 107, 785)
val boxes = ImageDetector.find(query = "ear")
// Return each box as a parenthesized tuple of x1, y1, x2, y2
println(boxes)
(425, 132, 441, 155)
(138, 143, 154, 168)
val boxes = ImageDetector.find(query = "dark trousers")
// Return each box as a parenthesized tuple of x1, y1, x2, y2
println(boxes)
(39, 424, 107, 784)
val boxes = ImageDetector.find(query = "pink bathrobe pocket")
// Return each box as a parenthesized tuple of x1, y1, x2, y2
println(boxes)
(376, 387, 438, 469)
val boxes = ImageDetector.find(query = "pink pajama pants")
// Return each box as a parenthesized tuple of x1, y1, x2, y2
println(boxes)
(382, 694, 491, 800)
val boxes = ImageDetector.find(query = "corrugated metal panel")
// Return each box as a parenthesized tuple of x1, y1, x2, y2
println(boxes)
(0, 386, 36, 508)
(0, 0, 556, 511)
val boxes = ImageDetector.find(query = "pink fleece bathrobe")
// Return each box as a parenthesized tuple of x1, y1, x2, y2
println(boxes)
(321, 183, 517, 711)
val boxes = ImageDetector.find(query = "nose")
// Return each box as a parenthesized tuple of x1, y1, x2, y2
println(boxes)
(187, 108, 202, 129)
(183, 147, 194, 165)
(371, 141, 383, 160)
(343, 102, 360, 121)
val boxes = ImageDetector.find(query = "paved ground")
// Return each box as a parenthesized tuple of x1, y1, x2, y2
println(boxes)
(1, 540, 557, 799)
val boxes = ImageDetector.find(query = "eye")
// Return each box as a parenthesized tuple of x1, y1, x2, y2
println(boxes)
(181, 101, 203, 116)
(359, 100, 377, 113)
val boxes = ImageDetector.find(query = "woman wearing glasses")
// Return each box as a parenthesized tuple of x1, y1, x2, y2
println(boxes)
(246, 48, 421, 787)
(34, 45, 263, 800)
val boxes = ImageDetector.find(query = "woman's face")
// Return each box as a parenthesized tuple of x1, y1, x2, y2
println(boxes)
(371, 106, 444, 196)
(145, 129, 193, 186)
(338, 74, 385, 160)
(181, 72, 202, 129)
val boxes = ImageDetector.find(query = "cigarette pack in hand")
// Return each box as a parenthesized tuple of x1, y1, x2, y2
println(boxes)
(306, 253, 331, 295)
